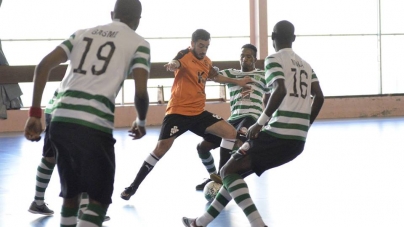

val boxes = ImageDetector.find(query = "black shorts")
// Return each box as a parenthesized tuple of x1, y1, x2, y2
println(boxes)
(49, 122, 116, 205)
(159, 111, 223, 140)
(42, 113, 54, 157)
(204, 116, 257, 146)
(248, 132, 305, 176)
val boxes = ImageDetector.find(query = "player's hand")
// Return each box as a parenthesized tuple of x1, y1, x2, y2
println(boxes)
(24, 117, 43, 142)
(208, 65, 220, 78)
(164, 60, 180, 72)
(238, 76, 253, 88)
(240, 86, 252, 98)
(128, 120, 146, 140)
(246, 123, 263, 140)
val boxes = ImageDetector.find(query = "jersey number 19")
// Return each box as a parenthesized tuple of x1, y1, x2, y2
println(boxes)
(73, 37, 116, 76)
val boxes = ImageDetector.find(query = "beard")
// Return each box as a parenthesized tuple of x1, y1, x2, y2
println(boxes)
(192, 49, 205, 60)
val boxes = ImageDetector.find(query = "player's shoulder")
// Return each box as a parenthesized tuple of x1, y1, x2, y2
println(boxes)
(174, 48, 191, 60)
(220, 68, 239, 76)
(265, 51, 281, 62)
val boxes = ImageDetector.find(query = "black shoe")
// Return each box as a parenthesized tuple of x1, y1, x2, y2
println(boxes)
(195, 178, 212, 191)
(121, 186, 136, 200)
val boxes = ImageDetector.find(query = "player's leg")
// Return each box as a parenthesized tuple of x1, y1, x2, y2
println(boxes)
(50, 122, 81, 226)
(222, 133, 304, 227)
(78, 192, 88, 218)
(120, 137, 175, 200)
(79, 126, 115, 227)
(29, 113, 55, 215)
(217, 117, 256, 172)
(220, 157, 266, 227)
(191, 111, 238, 185)
(182, 156, 254, 227)
(121, 114, 191, 200)
(51, 122, 115, 227)
(78, 193, 111, 222)
(195, 135, 220, 191)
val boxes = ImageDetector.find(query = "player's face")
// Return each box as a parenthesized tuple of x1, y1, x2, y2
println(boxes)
(191, 39, 210, 60)
(240, 48, 256, 72)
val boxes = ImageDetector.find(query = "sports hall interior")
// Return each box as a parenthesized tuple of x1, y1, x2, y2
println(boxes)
(0, 1, 403, 227)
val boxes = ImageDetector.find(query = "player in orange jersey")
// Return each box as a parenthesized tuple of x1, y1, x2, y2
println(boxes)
(121, 29, 252, 201)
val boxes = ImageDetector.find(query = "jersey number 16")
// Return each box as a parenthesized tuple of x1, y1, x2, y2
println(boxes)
(289, 68, 308, 99)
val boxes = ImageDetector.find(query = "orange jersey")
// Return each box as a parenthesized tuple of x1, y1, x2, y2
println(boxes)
(166, 48, 212, 116)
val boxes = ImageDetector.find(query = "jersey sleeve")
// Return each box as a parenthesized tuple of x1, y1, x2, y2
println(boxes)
(173, 48, 190, 68)
(264, 55, 285, 88)
(128, 39, 151, 74)
(58, 29, 85, 59)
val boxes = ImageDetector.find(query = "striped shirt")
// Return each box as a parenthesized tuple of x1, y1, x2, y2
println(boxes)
(263, 48, 319, 141)
(220, 68, 269, 121)
(50, 20, 150, 134)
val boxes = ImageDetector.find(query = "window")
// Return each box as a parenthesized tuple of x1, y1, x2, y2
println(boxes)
(0, 0, 250, 106)
(268, 0, 380, 96)
(1, 0, 404, 106)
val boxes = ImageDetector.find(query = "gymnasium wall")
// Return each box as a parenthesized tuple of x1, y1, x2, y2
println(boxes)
(1, 94, 404, 133)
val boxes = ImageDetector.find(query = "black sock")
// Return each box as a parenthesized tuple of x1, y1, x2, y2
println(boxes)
(129, 154, 159, 191)
(218, 147, 232, 171)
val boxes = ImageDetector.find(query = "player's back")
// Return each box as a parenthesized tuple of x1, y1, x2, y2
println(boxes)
(263, 48, 318, 141)
(53, 21, 150, 133)
(60, 21, 149, 101)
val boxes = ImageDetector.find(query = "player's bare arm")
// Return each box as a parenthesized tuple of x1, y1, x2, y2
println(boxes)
(309, 81, 324, 124)
(24, 47, 68, 142)
(208, 66, 252, 87)
(130, 67, 150, 140)
(247, 79, 287, 139)
(163, 60, 180, 72)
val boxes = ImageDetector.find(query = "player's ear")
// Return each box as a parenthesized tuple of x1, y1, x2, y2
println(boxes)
(271, 32, 276, 40)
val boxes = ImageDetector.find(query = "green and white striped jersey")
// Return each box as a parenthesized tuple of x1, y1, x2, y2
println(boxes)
(220, 69, 269, 121)
(44, 89, 58, 115)
(51, 20, 150, 134)
(263, 48, 319, 141)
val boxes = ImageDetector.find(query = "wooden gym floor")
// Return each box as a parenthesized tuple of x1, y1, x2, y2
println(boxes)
(0, 117, 403, 227)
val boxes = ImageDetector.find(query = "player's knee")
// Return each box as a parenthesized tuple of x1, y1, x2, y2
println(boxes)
(44, 156, 56, 164)
(197, 141, 215, 153)
(223, 128, 237, 140)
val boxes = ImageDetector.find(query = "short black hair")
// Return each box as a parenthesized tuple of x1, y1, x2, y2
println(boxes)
(272, 20, 295, 43)
(192, 29, 210, 43)
(241, 44, 257, 58)
(114, 0, 142, 22)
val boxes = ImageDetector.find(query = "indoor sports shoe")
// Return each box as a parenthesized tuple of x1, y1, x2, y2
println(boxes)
(28, 201, 54, 215)
(121, 186, 136, 200)
(182, 217, 202, 227)
(210, 173, 222, 184)
(195, 178, 212, 191)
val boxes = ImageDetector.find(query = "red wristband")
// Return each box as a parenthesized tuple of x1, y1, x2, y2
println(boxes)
(29, 107, 42, 118)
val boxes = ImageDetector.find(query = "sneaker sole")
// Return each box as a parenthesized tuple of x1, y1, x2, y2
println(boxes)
(182, 217, 201, 227)
(181, 217, 192, 227)
(120, 193, 132, 201)
(28, 209, 54, 215)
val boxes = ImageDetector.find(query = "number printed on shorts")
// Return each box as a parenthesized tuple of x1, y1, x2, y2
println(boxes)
(73, 37, 116, 75)
(289, 68, 308, 99)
